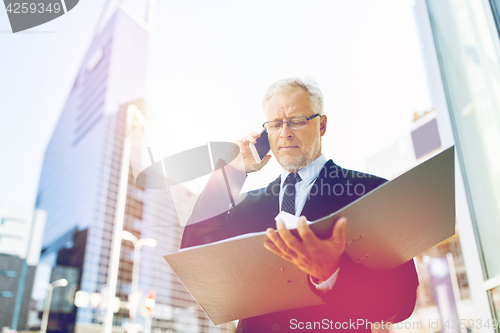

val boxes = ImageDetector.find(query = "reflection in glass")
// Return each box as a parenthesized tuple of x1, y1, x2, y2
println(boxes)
(427, 0, 500, 278)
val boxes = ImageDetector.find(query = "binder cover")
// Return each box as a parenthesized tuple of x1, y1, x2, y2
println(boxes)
(164, 146, 455, 324)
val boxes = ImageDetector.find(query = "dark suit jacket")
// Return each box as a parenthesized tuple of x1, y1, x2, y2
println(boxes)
(181, 160, 419, 333)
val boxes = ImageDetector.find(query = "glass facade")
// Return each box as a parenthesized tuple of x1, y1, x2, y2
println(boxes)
(426, 0, 500, 281)
(491, 286, 500, 323)
(425, 0, 500, 327)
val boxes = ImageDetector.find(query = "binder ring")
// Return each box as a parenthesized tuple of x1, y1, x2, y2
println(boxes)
(354, 254, 369, 263)
(346, 234, 364, 247)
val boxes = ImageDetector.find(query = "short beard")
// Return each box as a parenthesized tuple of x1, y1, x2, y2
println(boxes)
(276, 155, 307, 173)
(275, 137, 321, 173)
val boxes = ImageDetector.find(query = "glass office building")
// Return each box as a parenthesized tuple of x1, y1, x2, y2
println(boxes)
(30, 7, 232, 333)
(416, 0, 500, 328)
(0, 206, 46, 331)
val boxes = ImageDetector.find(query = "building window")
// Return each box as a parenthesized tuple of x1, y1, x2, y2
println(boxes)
(0, 291, 14, 298)
(0, 270, 17, 277)
(489, 286, 500, 322)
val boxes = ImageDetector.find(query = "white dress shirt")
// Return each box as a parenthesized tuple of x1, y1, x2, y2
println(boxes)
(278, 154, 339, 292)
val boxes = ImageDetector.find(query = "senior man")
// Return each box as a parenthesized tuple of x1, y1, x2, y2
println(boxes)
(181, 78, 418, 333)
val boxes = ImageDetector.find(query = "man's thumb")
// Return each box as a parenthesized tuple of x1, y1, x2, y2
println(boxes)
(332, 217, 347, 241)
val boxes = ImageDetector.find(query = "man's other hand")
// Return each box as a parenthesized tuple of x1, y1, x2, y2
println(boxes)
(264, 216, 347, 281)
(230, 132, 271, 173)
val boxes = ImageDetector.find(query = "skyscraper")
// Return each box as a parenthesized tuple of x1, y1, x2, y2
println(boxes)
(31, 7, 232, 333)
(0, 205, 46, 331)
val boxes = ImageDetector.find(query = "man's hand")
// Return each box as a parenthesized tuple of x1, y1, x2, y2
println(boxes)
(229, 132, 272, 173)
(264, 216, 347, 281)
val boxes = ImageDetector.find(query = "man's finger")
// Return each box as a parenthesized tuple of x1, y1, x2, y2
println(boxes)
(266, 227, 298, 258)
(331, 217, 347, 243)
(242, 132, 260, 144)
(260, 155, 272, 167)
(251, 154, 271, 167)
(276, 220, 305, 253)
(249, 155, 271, 172)
(263, 241, 293, 261)
(296, 217, 318, 247)
(263, 240, 281, 255)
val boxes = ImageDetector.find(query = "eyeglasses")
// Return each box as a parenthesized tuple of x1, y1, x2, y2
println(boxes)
(262, 114, 321, 133)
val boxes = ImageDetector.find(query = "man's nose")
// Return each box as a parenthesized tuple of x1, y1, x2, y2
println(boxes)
(279, 122, 293, 137)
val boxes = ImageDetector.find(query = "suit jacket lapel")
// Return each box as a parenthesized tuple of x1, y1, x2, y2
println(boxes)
(261, 175, 280, 225)
(301, 160, 340, 221)
(239, 175, 281, 232)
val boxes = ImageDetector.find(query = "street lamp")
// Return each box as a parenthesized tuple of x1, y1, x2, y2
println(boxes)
(122, 230, 157, 292)
(103, 103, 146, 333)
(40, 279, 68, 333)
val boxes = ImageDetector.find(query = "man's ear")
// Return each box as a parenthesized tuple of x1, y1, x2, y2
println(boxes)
(320, 115, 327, 136)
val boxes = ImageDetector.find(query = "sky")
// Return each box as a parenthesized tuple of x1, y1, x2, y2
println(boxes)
(0, 0, 432, 210)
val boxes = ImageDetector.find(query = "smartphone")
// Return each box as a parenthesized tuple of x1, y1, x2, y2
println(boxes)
(249, 129, 271, 164)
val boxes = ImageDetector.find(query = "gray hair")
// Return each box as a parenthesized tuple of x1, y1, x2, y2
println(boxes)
(262, 77, 324, 115)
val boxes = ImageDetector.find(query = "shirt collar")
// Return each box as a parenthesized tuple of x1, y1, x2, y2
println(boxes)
(280, 154, 327, 188)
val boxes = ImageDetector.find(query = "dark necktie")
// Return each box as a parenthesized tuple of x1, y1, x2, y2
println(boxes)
(281, 172, 302, 215)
